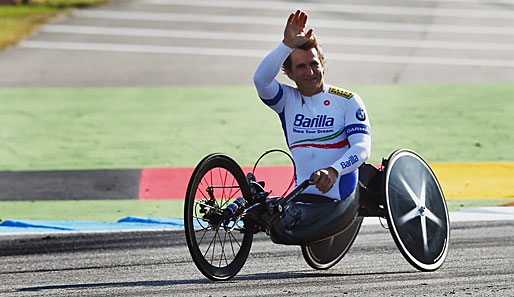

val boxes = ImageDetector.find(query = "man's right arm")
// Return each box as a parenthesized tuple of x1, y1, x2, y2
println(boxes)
(254, 10, 312, 103)
(253, 42, 292, 102)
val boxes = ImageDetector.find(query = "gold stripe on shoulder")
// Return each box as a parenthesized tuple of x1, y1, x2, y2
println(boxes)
(328, 87, 354, 99)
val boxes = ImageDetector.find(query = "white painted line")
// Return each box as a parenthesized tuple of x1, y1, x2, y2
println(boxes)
(413, 0, 514, 4)
(142, 0, 514, 20)
(362, 207, 514, 225)
(19, 40, 268, 56)
(74, 10, 514, 36)
(450, 207, 514, 222)
(41, 24, 514, 52)
(18, 40, 514, 68)
(328, 52, 514, 67)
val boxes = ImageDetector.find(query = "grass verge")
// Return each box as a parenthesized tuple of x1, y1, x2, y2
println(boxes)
(0, 84, 513, 171)
(0, 200, 184, 222)
(0, 0, 107, 49)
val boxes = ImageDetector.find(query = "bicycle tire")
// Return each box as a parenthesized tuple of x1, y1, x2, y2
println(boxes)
(184, 154, 253, 281)
(384, 149, 450, 271)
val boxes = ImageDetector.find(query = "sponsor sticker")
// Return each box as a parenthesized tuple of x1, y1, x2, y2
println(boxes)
(328, 87, 353, 99)
(345, 124, 370, 136)
(294, 114, 334, 129)
(356, 108, 366, 121)
(341, 155, 359, 169)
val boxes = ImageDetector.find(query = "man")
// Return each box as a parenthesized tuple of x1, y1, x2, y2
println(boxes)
(254, 10, 371, 201)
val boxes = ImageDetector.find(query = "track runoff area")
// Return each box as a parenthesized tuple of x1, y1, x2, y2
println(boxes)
(1, 162, 513, 234)
(1, 0, 514, 232)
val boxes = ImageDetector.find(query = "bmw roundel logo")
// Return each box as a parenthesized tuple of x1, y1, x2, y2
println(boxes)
(356, 108, 366, 121)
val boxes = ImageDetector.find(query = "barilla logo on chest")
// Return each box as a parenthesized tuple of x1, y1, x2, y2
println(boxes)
(294, 114, 334, 128)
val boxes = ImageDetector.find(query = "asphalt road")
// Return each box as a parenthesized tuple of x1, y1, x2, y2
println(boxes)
(1, 221, 513, 296)
(0, 0, 513, 87)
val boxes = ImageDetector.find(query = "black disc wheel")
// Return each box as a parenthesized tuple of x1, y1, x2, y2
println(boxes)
(384, 149, 450, 271)
(184, 154, 253, 281)
(301, 217, 363, 270)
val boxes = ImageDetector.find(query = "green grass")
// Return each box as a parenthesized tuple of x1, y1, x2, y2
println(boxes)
(0, 199, 511, 222)
(0, 84, 512, 222)
(0, 0, 108, 49)
(0, 84, 512, 171)
(0, 200, 184, 222)
(445, 199, 513, 212)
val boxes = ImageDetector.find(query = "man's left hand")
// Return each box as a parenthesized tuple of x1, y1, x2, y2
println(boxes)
(312, 167, 338, 193)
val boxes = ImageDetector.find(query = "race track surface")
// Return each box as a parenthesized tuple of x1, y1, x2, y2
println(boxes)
(1, 221, 513, 296)
(1, 0, 513, 86)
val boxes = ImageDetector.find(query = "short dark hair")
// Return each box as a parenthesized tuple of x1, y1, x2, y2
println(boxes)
(282, 35, 326, 74)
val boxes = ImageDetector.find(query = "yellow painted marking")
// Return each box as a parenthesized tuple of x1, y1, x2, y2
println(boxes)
(430, 162, 514, 199)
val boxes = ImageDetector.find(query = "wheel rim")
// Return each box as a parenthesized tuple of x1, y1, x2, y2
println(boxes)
(192, 167, 246, 266)
(385, 150, 450, 271)
(185, 154, 252, 280)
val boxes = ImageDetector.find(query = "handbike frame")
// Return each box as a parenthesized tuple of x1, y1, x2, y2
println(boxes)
(184, 149, 450, 281)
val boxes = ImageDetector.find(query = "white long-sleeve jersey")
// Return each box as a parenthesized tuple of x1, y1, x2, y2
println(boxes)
(254, 42, 371, 200)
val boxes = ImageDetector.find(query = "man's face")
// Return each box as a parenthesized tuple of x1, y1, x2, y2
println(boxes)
(286, 48, 325, 97)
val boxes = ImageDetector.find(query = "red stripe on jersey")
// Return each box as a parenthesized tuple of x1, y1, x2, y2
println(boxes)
(289, 138, 349, 150)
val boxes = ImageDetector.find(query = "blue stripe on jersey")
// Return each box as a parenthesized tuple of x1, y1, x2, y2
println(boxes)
(345, 123, 370, 136)
(278, 110, 289, 146)
(260, 84, 283, 106)
(338, 170, 358, 200)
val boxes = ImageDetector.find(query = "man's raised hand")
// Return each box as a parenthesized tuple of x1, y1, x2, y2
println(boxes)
(283, 10, 313, 49)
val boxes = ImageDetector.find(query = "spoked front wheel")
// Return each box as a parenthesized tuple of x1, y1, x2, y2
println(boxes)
(384, 149, 450, 271)
(184, 154, 253, 281)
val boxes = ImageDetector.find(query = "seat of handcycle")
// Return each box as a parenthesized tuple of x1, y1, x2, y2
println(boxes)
(269, 188, 360, 245)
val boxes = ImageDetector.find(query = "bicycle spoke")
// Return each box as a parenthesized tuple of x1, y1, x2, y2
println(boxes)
(425, 207, 444, 227)
(228, 229, 236, 259)
(217, 230, 229, 267)
(209, 228, 218, 264)
(216, 168, 223, 202)
(197, 182, 208, 200)
(225, 169, 233, 201)
(419, 177, 426, 207)
(229, 177, 240, 199)
(196, 227, 209, 246)
(399, 175, 421, 206)
(199, 176, 211, 199)
(420, 214, 429, 255)
(228, 229, 242, 248)
(195, 225, 212, 232)
(397, 207, 419, 226)
(202, 228, 216, 259)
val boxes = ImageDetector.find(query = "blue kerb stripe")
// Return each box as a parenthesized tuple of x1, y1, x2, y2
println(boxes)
(345, 123, 370, 136)
(0, 218, 191, 232)
(260, 84, 283, 106)
(1, 220, 74, 230)
(118, 217, 183, 226)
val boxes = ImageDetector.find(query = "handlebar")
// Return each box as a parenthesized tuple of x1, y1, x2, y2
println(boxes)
(276, 174, 315, 212)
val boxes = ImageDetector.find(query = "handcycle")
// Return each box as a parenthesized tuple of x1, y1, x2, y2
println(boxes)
(184, 149, 450, 281)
